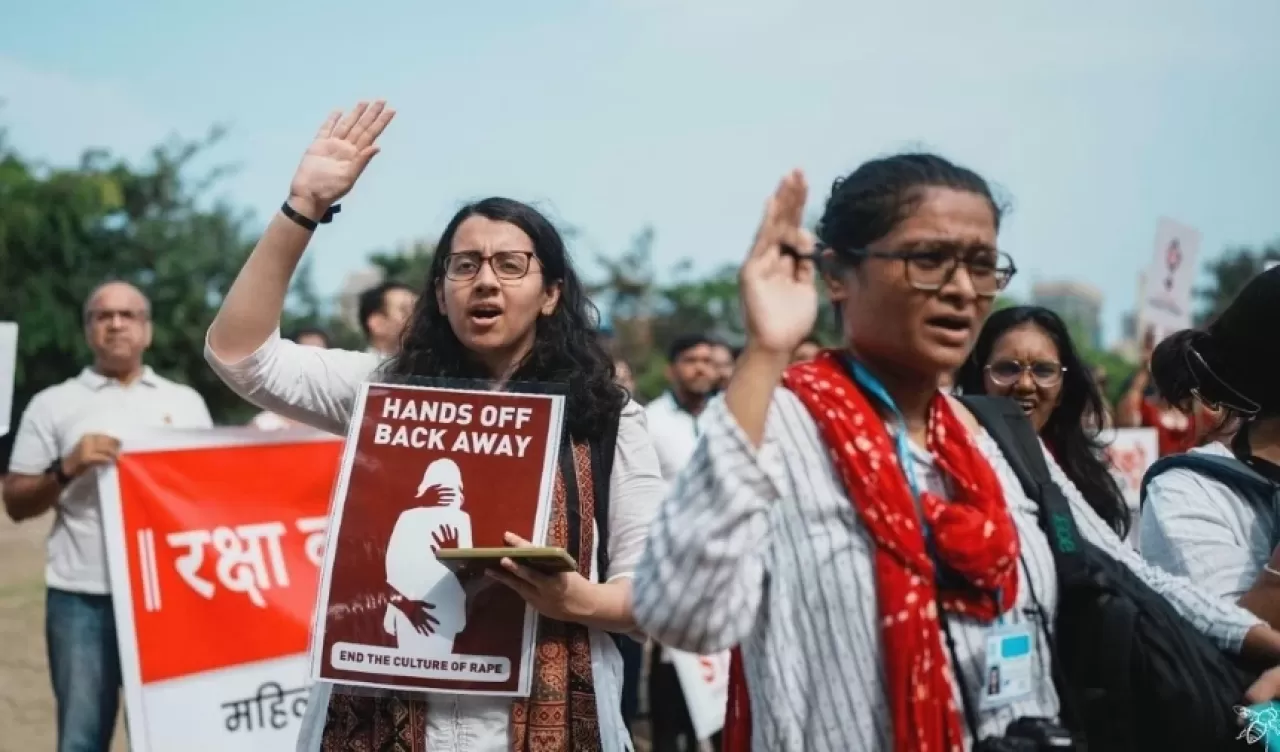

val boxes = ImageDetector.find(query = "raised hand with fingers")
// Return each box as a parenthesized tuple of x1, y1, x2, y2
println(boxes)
(740, 170, 819, 356)
(288, 100, 396, 219)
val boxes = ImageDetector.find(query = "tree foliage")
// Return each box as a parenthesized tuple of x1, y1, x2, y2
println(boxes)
(1196, 240, 1280, 324)
(0, 126, 268, 457)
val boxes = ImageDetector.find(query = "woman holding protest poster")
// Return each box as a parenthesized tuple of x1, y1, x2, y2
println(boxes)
(205, 100, 664, 752)
(630, 155, 1280, 751)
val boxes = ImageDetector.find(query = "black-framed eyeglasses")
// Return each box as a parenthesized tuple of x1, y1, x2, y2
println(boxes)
(835, 245, 1016, 298)
(444, 251, 537, 281)
(986, 359, 1066, 388)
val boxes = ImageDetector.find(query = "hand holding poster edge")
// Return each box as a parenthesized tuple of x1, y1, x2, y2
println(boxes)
(483, 533, 597, 623)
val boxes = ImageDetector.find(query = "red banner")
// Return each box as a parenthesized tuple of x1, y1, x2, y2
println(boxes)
(101, 429, 342, 752)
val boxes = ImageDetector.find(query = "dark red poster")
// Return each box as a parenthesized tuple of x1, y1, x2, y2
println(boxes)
(309, 383, 565, 696)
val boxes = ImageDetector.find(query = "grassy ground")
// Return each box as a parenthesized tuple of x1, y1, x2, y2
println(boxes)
(0, 507, 127, 751)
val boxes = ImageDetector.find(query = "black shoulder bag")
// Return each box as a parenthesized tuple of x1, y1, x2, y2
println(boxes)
(960, 395, 1261, 752)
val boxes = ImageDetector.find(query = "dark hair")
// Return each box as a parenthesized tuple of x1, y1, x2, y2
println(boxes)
(956, 306, 1130, 537)
(386, 197, 625, 441)
(357, 281, 415, 338)
(288, 326, 331, 347)
(667, 333, 717, 363)
(1151, 266, 1280, 422)
(816, 153, 1004, 261)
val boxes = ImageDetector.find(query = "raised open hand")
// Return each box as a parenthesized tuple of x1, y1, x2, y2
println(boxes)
(740, 170, 818, 355)
(431, 525, 460, 554)
(288, 100, 396, 216)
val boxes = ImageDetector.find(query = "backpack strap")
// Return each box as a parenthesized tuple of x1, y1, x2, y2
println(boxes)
(956, 396, 1090, 586)
(957, 395, 1095, 742)
(1140, 452, 1277, 510)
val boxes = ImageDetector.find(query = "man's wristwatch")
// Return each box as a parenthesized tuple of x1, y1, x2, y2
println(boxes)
(47, 458, 72, 487)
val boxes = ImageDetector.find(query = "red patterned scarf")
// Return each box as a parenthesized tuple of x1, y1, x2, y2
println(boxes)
(723, 352, 1021, 752)
(320, 440, 603, 752)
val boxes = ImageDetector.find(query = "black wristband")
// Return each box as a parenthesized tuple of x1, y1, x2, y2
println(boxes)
(281, 201, 341, 231)
(47, 458, 72, 487)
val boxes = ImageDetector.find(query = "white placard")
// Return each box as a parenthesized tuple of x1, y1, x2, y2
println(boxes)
(668, 648, 731, 741)
(1139, 218, 1201, 341)
(0, 322, 16, 437)
(1100, 427, 1160, 544)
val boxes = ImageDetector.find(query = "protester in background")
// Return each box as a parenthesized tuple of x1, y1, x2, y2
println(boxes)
(708, 340, 736, 391)
(632, 156, 1280, 751)
(645, 334, 720, 481)
(358, 280, 417, 357)
(643, 332, 723, 751)
(1116, 329, 1216, 456)
(791, 337, 822, 363)
(3, 280, 212, 752)
(251, 327, 332, 430)
(1140, 267, 1280, 624)
(205, 100, 663, 752)
(955, 305, 1130, 537)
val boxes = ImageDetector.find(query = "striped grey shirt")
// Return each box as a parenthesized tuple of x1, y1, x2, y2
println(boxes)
(1140, 441, 1278, 600)
(632, 390, 1262, 751)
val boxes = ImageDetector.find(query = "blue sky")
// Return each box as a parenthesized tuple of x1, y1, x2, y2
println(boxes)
(3, 0, 1278, 343)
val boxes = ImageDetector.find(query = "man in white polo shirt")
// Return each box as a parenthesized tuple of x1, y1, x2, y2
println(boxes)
(3, 281, 212, 752)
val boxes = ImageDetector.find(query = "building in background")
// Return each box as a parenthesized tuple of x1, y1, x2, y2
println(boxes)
(1031, 281, 1105, 351)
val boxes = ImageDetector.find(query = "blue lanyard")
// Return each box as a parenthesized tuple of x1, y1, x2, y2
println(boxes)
(844, 357, 921, 500)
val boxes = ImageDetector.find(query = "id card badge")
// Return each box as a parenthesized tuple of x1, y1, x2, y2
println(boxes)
(981, 622, 1034, 709)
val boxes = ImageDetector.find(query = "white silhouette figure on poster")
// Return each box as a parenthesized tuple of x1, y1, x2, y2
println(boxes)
(383, 458, 473, 655)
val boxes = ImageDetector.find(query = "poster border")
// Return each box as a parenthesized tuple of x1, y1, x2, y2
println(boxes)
(306, 382, 566, 697)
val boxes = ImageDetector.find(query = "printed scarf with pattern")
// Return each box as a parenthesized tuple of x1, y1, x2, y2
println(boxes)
(319, 439, 604, 752)
(723, 352, 1021, 752)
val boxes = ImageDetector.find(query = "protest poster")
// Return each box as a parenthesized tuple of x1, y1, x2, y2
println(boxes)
(669, 648, 732, 741)
(1139, 218, 1201, 341)
(310, 383, 565, 697)
(98, 427, 342, 752)
(1101, 427, 1159, 543)
(0, 322, 16, 437)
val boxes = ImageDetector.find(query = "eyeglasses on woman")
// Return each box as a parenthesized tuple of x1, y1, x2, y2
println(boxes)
(444, 251, 537, 281)
(986, 359, 1066, 388)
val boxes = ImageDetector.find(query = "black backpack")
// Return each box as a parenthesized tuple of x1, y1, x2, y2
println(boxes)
(959, 395, 1263, 752)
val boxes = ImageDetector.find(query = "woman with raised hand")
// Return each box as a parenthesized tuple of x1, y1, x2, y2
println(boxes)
(630, 155, 1280, 751)
(205, 101, 664, 752)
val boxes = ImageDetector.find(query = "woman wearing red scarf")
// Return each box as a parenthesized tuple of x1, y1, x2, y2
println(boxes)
(631, 155, 1280, 751)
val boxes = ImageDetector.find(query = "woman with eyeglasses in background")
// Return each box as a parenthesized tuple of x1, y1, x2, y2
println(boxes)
(955, 305, 1131, 538)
